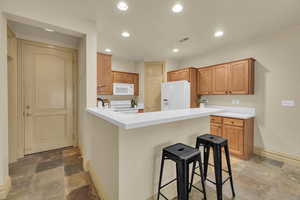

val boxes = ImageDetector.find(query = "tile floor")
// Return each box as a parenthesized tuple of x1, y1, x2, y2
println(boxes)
(180, 154, 300, 200)
(6, 147, 100, 200)
(6, 147, 300, 200)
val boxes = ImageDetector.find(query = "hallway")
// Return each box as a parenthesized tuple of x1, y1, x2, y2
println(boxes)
(6, 148, 100, 200)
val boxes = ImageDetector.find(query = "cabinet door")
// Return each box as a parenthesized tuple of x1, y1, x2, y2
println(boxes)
(167, 69, 189, 82)
(223, 125, 244, 156)
(211, 123, 222, 137)
(133, 74, 139, 96)
(228, 60, 250, 94)
(197, 68, 212, 95)
(212, 64, 228, 94)
(97, 53, 112, 95)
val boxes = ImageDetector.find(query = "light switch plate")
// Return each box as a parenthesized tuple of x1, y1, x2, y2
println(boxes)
(281, 100, 295, 107)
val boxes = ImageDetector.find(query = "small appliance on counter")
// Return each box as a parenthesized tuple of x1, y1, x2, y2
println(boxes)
(161, 80, 191, 111)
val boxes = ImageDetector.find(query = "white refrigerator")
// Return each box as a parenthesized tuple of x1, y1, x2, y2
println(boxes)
(161, 80, 191, 110)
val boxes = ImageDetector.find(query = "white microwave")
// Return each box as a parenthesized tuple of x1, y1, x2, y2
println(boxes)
(113, 83, 134, 96)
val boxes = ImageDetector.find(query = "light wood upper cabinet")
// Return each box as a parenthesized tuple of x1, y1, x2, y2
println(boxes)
(197, 68, 212, 95)
(133, 74, 139, 96)
(97, 53, 112, 95)
(112, 71, 139, 96)
(167, 69, 189, 81)
(167, 68, 198, 108)
(197, 58, 255, 95)
(212, 64, 228, 95)
(228, 59, 255, 94)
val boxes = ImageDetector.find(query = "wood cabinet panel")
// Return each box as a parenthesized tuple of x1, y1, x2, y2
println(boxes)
(210, 116, 222, 124)
(97, 53, 112, 95)
(212, 64, 228, 94)
(197, 68, 212, 95)
(211, 123, 222, 137)
(228, 59, 255, 94)
(210, 115, 254, 160)
(112, 71, 139, 96)
(223, 118, 244, 127)
(167, 68, 198, 108)
(197, 58, 255, 95)
(167, 69, 189, 82)
(223, 125, 244, 156)
(133, 73, 139, 96)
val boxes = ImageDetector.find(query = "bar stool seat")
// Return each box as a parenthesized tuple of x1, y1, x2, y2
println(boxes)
(157, 143, 207, 200)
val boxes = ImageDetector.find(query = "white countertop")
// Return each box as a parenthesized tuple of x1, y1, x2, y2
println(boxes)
(206, 105, 256, 119)
(87, 107, 224, 129)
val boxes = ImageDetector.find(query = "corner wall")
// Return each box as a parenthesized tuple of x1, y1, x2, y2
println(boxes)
(0, 11, 9, 187)
(179, 25, 300, 159)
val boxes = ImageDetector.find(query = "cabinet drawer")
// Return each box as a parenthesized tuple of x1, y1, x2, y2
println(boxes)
(210, 116, 222, 124)
(223, 118, 244, 127)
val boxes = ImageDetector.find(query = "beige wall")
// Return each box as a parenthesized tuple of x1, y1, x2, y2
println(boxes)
(0, 11, 9, 187)
(179, 25, 300, 158)
(112, 57, 137, 73)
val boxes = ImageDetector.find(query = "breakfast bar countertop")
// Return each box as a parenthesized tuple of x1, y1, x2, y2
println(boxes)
(87, 107, 224, 129)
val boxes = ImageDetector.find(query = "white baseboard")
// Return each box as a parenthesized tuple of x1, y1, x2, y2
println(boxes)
(254, 147, 300, 167)
(0, 176, 11, 199)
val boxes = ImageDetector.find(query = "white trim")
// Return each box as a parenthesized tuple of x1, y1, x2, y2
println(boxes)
(0, 176, 11, 199)
(254, 147, 300, 167)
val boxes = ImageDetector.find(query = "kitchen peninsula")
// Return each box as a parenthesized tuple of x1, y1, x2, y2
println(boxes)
(85, 107, 224, 200)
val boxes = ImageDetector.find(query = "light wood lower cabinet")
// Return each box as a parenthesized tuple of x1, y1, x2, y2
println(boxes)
(210, 115, 254, 160)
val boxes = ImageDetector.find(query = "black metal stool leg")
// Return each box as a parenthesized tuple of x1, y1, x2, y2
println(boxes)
(198, 154, 207, 200)
(189, 160, 196, 192)
(157, 154, 165, 200)
(176, 161, 189, 200)
(213, 146, 223, 200)
(203, 145, 210, 180)
(224, 145, 236, 197)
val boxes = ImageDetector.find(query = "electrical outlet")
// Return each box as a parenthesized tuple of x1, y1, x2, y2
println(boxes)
(281, 100, 295, 107)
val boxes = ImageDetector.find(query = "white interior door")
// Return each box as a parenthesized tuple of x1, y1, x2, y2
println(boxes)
(22, 41, 75, 154)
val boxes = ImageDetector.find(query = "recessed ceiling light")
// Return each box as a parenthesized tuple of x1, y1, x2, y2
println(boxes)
(105, 48, 112, 53)
(121, 31, 130, 38)
(172, 3, 183, 13)
(173, 48, 179, 53)
(117, 1, 128, 11)
(214, 31, 224, 37)
(45, 28, 55, 32)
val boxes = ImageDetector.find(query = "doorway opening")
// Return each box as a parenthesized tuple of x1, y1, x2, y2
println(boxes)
(7, 20, 81, 162)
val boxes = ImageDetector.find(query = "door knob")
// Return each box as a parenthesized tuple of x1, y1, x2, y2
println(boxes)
(26, 105, 30, 109)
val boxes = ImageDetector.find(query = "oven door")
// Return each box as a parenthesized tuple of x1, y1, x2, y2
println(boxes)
(113, 83, 134, 95)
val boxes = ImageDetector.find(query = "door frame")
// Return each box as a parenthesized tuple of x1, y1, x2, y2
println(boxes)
(16, 39, 79, 159)
(144, 61, 166, 112)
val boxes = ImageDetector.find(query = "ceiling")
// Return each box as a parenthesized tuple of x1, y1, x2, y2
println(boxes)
(4, 0, 300, 61)
(96, 0, 300, 61)
(8, 20, 81, 49)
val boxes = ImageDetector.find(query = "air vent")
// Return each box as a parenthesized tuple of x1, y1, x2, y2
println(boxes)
(179, 37, 190, 43)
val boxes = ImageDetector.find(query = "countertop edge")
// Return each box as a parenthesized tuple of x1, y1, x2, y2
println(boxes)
(86, 107, 224, 130)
